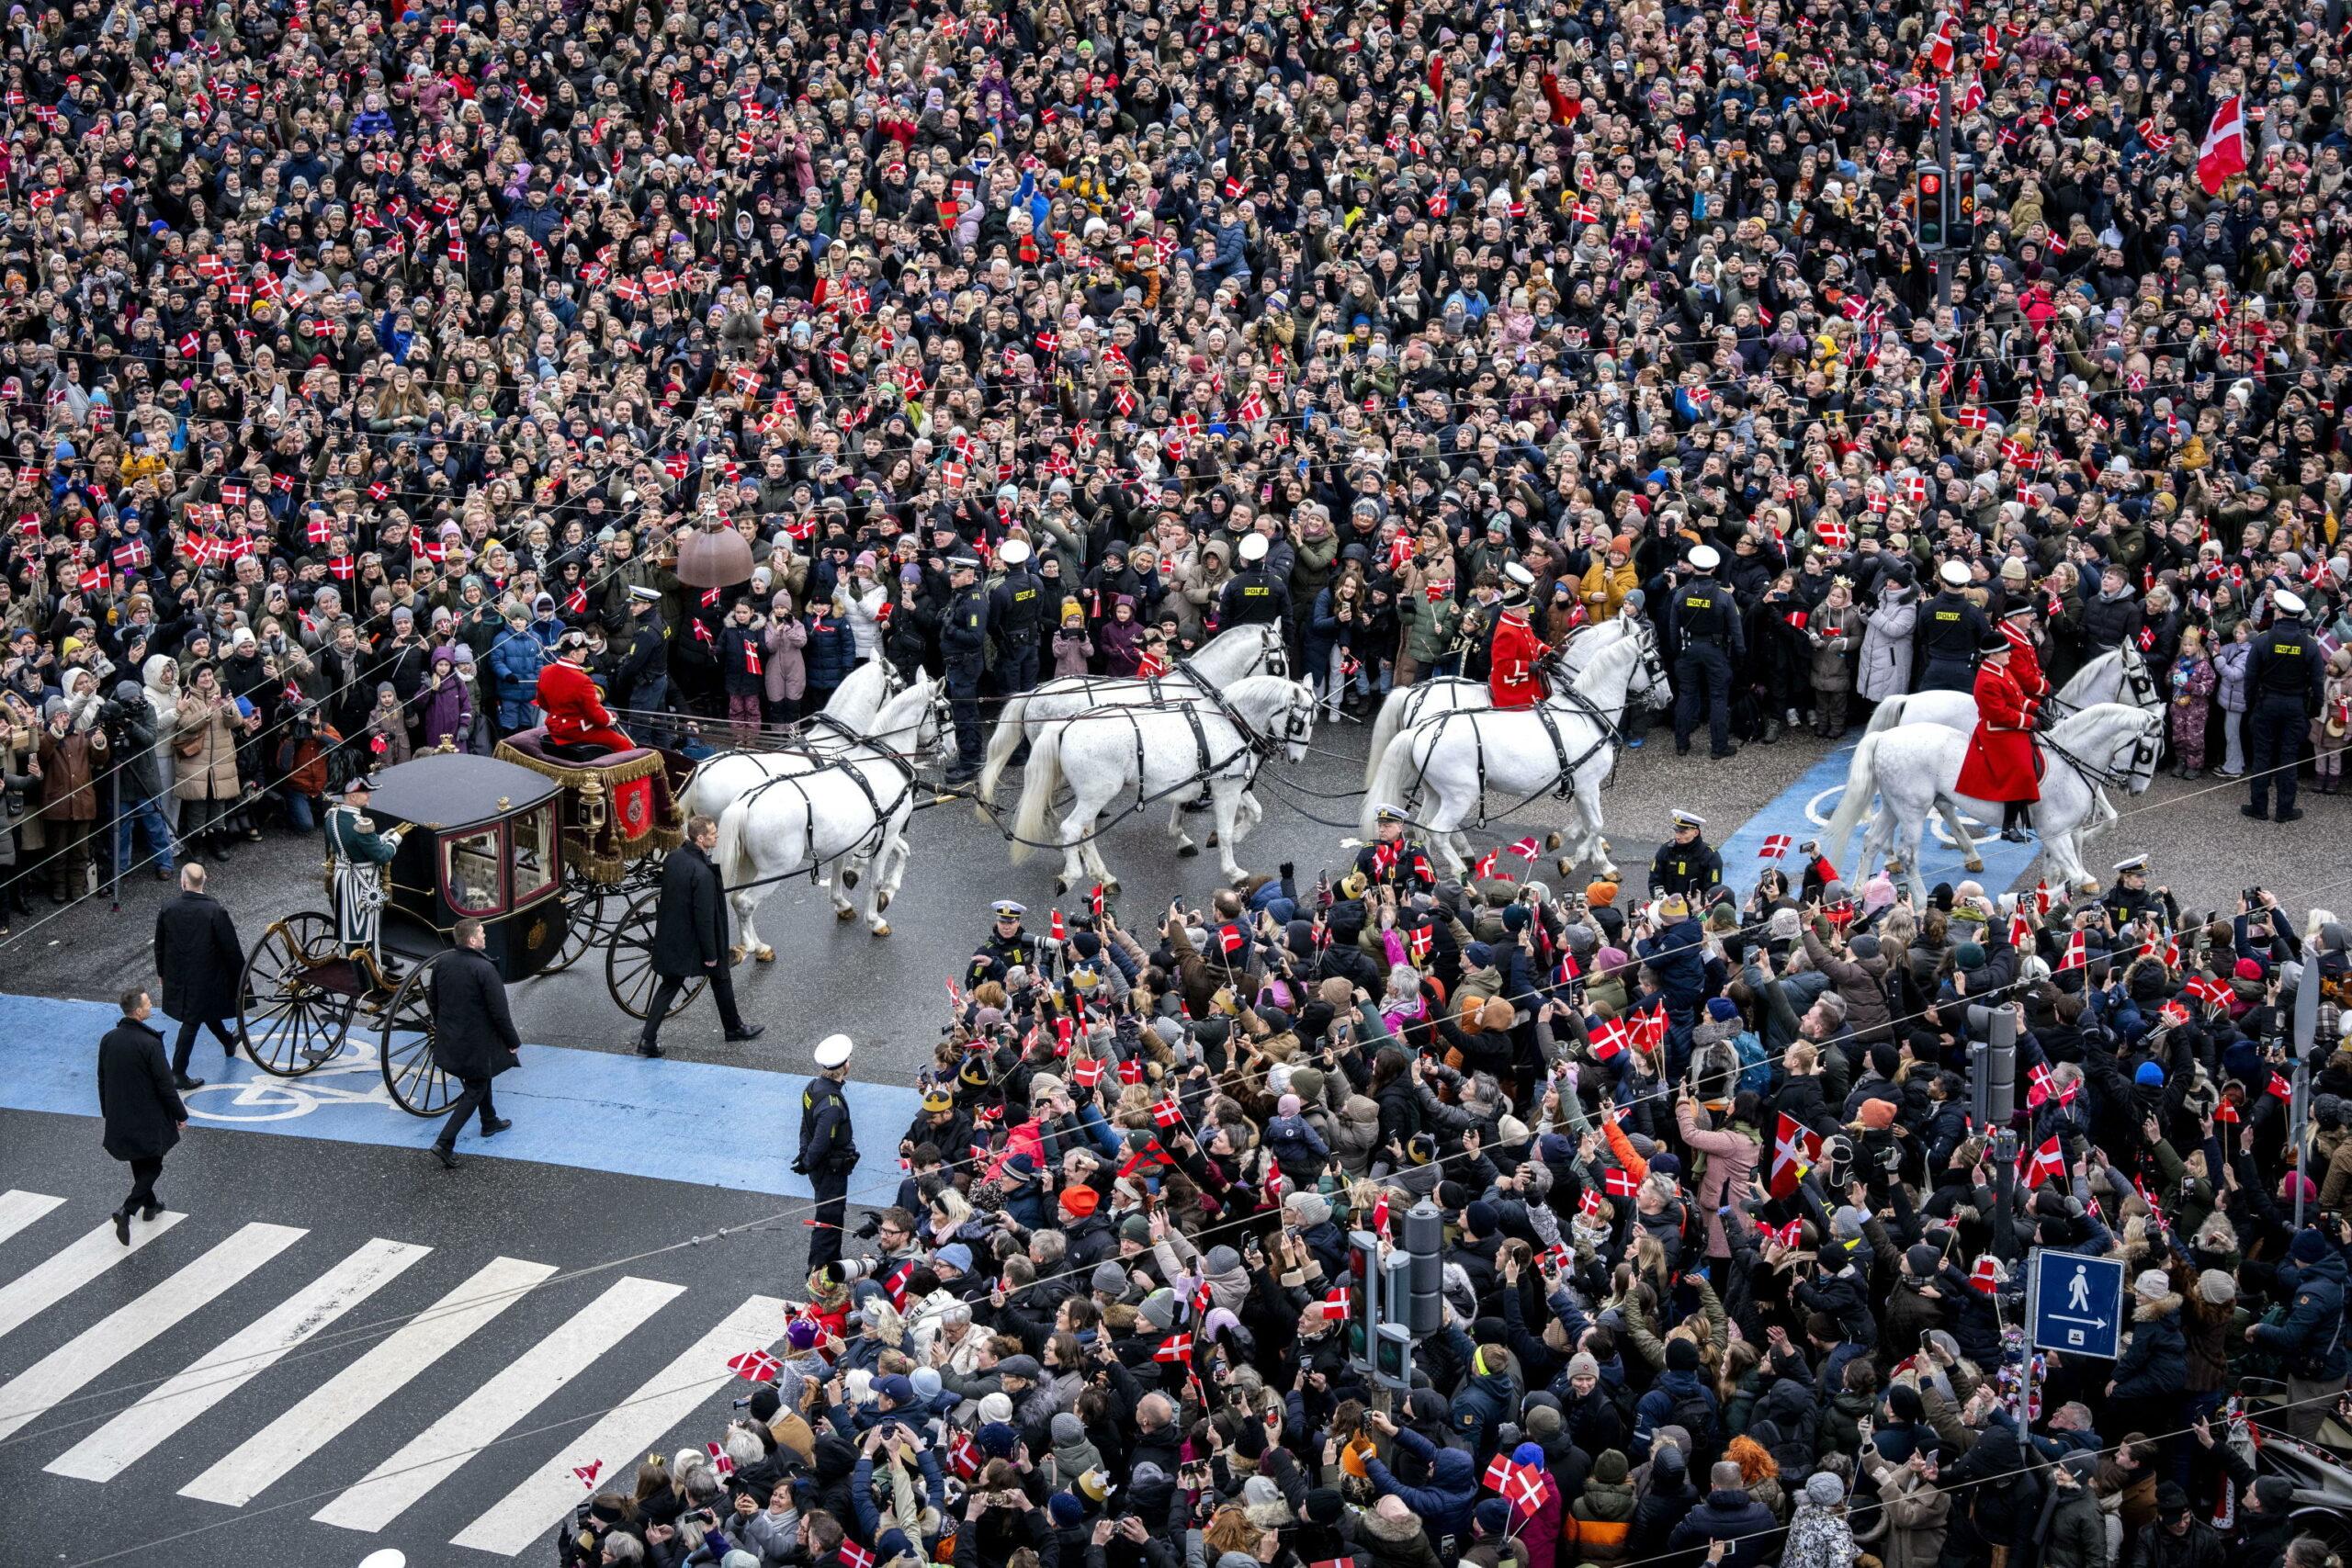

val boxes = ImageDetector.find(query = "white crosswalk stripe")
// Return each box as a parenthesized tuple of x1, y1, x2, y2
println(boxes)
(47, 1237, 432, 1483)
(450, 1293, 793, 1556)
(180, 1253, 558, 1508)
(310, 1275, 684, 1535)
(0, 1211, 185, 1344)
(0, 1221, 304, 1442)
(0, 1189, 65, 1247)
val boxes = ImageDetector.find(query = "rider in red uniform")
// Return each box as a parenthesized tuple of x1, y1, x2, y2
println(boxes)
(1955, 634, 2040, 840)
(536, 630, 635, 753)
(1488, 561, 1548, 710)
(1999, 601, 2048, 701)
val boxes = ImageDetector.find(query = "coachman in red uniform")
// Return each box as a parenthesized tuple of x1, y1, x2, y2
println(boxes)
(535, 630, 635, 754)
(1956, 634, 2041, 840)
(1488, 560, 1548, 710)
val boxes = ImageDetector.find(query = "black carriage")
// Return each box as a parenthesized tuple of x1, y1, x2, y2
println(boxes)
(233, 753, 569, 1116)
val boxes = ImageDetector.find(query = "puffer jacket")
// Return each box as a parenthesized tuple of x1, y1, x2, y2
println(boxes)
(1569, 1449, 1638, 1564)
(2110, 1291, 2188, 1399)
(1365, 1431, 1477, 1546)
(1803, 925, 1892, 1043)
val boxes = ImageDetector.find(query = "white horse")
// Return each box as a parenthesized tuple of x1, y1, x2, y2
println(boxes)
(1359, 617, 1645, 792)
(712, 676, 949, 953)
(976, 622, 1289, 799)
(1835, 701, 2162, 904)
(1843, 645, 2160, 874)
(678, 659, 905, 826)
(1360, 624, 1672, 880)
(1009, 675, 1317, 891)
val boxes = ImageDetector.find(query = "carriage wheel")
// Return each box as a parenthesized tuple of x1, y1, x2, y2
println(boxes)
(237, 912, 352, 1077)
(605, 890, 704, 1021)
(542, 869, 610, 976)
(379, 952, 461, 1117)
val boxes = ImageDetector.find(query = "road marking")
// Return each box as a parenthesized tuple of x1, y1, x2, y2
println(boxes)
(182, 1254, 559, 1507)
(450, 1293, 792, 1556)
(0, 1222, 304, 1441)
(311, 1275, 684, 1534)
(46, 1237, 432, 1483)
(0, 1212, 187, 1345)
(0, 1189, 64, 1247)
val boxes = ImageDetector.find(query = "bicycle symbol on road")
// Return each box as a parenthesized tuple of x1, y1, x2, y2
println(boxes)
(179, 1040, 399, 1122)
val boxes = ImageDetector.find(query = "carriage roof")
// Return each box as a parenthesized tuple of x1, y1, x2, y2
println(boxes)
(365, 753, 562, 836)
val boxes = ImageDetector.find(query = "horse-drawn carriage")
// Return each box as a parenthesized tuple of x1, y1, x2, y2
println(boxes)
(234, 752, 574, 1115)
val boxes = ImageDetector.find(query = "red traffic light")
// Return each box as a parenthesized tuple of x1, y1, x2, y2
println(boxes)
(1918, 174, 1942, 195)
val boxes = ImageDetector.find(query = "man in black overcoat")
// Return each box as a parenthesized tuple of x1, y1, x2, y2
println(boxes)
(153, 863, 244, 1089)
(637, 813, 763, 1056)
(97, 987, 186, 1243)
(427, 917, 521, 1168)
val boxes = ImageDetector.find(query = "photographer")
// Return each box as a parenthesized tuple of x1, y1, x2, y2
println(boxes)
(103, 679, 174, 882)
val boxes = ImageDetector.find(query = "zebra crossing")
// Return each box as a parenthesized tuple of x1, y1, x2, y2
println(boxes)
(0, 1188, 787, 1558)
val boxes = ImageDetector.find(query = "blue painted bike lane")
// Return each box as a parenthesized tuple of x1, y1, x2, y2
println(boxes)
(0, 991, 920, 1203)
(1712, 739, 2045, 894)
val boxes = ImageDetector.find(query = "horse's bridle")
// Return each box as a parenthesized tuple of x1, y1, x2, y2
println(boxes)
(2044, 711, 2162, 792)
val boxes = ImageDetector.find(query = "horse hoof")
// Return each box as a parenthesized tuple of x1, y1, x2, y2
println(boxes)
(1104, 876, 1120, 892)
(834, 906, 856, 923)
(754, 946, 775, 963)
(842, 868, 860, 890)
(1055, 877, 1070, 896)
(877, 890, 892, 912)
(1178, 844, 1199, 858)
(728, 946, 745, 966)
(1205, 832, 1220, 848)
(1963, 859, 1985, 874)
(1546, 830, 1564, 851)
(871, 922, 891, 939)
(1557, 857, 1576, 878)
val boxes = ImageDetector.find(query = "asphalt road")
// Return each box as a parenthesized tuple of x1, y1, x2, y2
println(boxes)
(0, 1108, 816, 1568)
(6, 712, 2349, 1092)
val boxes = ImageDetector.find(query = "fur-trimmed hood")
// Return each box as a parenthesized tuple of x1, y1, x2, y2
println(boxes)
(2133, 1292, 2182, 1322)
(1358, 1507, 1430, 1544)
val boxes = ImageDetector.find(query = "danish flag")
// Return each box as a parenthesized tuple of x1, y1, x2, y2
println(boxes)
(1151, 1097, 1183, 1129)
(574, 1460, 604, 1488)
(1770, 1112, 1822, 1200)
(1604, 1168, 1639, 1197)
(1759, 834, 1792, 859)
(2023, 1135, 2067, 1189)
(729, 1348, 782, 1382)
(1589, 1016, 1630, 1060)
(2057, 931, 2086, 971)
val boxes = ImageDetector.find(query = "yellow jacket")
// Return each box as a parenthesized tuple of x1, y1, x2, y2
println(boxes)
(1578, 558, 1639, 620)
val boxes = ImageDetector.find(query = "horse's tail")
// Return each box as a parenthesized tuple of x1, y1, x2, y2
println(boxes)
(1362, 730, 1423, 839)
(1823, 730, 1883, 875)
(978, 688, 1030, 800)
(1864, 694, 1907, 735)
(1009, 722, 1065, 866)
(714, 799, 756, 893)
(1363, 687, 1411, 793)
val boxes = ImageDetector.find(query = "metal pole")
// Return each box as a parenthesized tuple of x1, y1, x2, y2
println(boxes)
(1936, 77, 1956, 311)
(105, 765, 119, 910)
(2292, 910, 2322, 1226)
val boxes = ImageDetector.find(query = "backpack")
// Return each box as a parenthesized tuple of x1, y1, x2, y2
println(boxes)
(1667, 1383, 1720, 1466)
(1734, 1030, 1773, 1097)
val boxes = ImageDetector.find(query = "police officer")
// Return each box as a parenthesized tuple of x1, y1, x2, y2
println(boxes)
(1670, 545, 1743, 759)
(1218, 532, 1293, 627)
(989, 538, 1046, 696)
(1649, 809, 1723, 902)
(968, 898, 1041, 987)
(941, 556, 987, 785)
(2100, 854, 2179, 931)
(2244, 588, 2325, 823)
(796, 1033, 860, 1271)
(1916, 558, 1992, 693)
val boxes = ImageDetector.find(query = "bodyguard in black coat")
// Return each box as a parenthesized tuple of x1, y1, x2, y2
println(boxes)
(426, 919, 520, 1167)
(153, 866, 243, 1087)
(637, 815, 758, 1055)
(97, 989, 186, 1242)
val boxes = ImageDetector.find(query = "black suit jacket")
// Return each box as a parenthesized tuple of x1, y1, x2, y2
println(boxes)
(153, 890, 243, 1021)
(651, 842, 727, 978)
(97, 1019, 186, 1162)
(427, 946, 522, 1080)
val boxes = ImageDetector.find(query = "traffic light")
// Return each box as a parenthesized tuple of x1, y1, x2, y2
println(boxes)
(1949, 157, 1978, 248)
(1916, 163, 1948, 252)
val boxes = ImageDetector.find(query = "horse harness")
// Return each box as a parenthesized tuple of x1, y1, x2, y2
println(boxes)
(1399, 691, 1623, 825)
(730, 729, 929, 888)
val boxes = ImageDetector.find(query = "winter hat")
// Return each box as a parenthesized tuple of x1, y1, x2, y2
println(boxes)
(1139, 1291, 1180, 1331)
(1525, 1404, 1564, 1439)
(1473, 1498, 1511, 1538)
(978, 1393, 1016, 1426)
(1052, 1413, 1087, 1443)
(2198, 1269, 2237, 1303)
(2135, 1269, 2171, 1299)
(1278, 1093, 1303, 1116)
(1666, 1338, 1702, 1372)
(1305, 1487, 1345, 1527)
(1048, 1493, 1087, 1528)
(2135, 1061, 2165, 1086)
(978, 1421, 1020, 1457)
(1464, 1200, 1499, 1237)
(1593, 1449, 1629, 1483)
(1858, 1099, 1897, 1131)
(2290, 1228, 2332, 1264)
(1566, 1351, 1601, 1382)
(1706, 997, 1740, 1022)
(1091, 1261, 1130, 1296)
(1513, 1442, 1546, 1470)
(1804, 1472, 1845, 1506)
(910, 1368, 944, 1402)
(1905, 1244, 1940, 1278)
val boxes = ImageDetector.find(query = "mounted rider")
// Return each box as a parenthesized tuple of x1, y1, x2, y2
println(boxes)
(1488, 561, 1549, 711)
(1956, 633, 2041, 840)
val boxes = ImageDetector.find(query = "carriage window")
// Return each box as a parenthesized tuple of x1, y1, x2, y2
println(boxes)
(443, 829, 502, 915)
(511, 804, 554, 899)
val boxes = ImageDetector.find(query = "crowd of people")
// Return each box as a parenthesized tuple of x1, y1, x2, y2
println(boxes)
(4, 0, 2352, 1557)
(566, 813, 2352, 1568)
(7, 0, 2352, 926)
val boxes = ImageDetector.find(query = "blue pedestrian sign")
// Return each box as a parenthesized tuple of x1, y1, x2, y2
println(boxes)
(2026, 1249, 2126, 1359)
